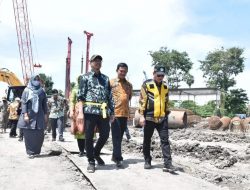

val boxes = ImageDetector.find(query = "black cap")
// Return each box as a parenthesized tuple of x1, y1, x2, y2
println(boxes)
(154, 65, 165, 75)
(90, 54, 102, 62)
(52, 89, 58, 95)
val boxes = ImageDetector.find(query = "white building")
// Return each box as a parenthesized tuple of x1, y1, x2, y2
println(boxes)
(131, 87, 221, 107)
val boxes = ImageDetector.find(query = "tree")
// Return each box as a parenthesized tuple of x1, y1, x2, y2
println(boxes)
(39, 73, 54, 95)
(149, 47, 194, 88)
(183, 73, 194, 88)
(199, 47, 245, 92)
(225, 88, 249, 115)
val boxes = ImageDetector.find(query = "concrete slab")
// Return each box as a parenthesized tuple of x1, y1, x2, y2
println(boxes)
(57, 132, 227, 190)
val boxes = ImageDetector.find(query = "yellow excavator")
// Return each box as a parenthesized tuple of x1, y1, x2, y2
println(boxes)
(0, 68, 26, 102)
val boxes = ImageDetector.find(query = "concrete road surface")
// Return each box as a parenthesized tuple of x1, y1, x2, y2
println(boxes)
(0, 129, 228, 190)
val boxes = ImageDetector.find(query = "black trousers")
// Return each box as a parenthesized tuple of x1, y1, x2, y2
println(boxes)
(84, 114, 110, 164)
(111, 117, 127, 161)
(9, 119, 18, 137)
(143, 119, 172, 166)
(77, 139, 85, 153)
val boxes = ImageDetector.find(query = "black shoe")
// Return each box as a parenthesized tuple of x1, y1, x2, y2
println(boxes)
(18, 137, 23, 142)
(163, 164, 177, 172)
(52, 138, 56, 141)
(78, 152, 85, 157)
(59, 138, 65, 142)
(94, 155, 105, 166)
(144, 161, 151, 169)
(116, 160, 123, 168)
(87, 164, 95, 173)
(28, 154, 35, 159)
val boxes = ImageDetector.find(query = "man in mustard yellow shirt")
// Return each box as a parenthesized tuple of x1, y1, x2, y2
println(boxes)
(110, 63, 133, 167)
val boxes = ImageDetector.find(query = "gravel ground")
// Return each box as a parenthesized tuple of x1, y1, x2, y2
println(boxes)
(105, 125, 250, 190)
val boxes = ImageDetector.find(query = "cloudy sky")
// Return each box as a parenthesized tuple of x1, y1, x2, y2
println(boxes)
(0, 0, 250, 100)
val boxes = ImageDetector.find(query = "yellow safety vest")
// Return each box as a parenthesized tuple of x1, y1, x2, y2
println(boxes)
(145, 81, 169, 118)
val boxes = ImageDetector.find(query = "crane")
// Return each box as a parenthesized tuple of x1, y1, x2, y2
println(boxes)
(12, 0, 40, 84)
(84, 31, 93, 73)
(65, 37, 72, 99)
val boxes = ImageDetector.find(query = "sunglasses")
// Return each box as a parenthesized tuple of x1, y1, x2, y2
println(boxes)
(157, 74, 164, 77)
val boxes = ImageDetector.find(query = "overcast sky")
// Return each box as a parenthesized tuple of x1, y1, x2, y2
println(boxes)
(0, 0, 250, 100)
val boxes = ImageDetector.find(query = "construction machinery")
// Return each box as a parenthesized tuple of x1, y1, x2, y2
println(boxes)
(65, 37, 72, 99)
(1, 0, 38, 101)
(0, 68, 25, 102)
(84, 31, 93, 73)
(12, 0, 35, 84)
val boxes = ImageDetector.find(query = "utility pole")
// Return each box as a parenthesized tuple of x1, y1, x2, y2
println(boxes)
(65, 37, 72, 99)
(84, 30, 93, 73)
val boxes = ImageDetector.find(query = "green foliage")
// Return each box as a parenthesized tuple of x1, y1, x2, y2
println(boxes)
(168, 100, 175, 108)
(225, 88, 249, 115)
(39, 73, 54, 95)
(149, 47, 194, 88)
(180, 100, 217, 117)
(180, 100, 196, 111)
(199, 47, 245, 91)
(196, 101, 217, 117)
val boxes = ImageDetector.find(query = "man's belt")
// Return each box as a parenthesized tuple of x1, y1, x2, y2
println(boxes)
(84, 102, 107, 118)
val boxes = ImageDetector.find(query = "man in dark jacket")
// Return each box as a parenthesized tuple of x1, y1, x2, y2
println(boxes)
(77, 54, 114, 173)
(139, 65, 177, 172)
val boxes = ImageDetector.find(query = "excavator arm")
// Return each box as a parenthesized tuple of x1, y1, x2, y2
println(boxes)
(0, 68, 24, 86)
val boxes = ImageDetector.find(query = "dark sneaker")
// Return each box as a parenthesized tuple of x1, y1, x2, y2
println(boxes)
(18, 137, 23, 142)
(87, 164, 95, 173)
(28, 154, 35, 159)
(78, 152, 85, 157)
(116, 160, 123, 168)
(144, 161, 151, 169)
(52, 138, 56, 141)
(59, 138, 65, 142)
(94, 155, 105, 166)
(163, 164, 177, 172)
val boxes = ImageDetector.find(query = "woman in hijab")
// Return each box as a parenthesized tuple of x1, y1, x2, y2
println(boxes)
(17, 74, 48, 158)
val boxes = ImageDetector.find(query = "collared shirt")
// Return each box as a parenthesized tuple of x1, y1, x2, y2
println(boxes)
(8, 101, 20, 120)
(77, 71, 114, 116)
(48, 96, 65, 118)
(110, 78, 133, 117)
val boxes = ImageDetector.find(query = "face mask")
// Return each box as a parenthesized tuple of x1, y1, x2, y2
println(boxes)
(32, 80, 40, 87)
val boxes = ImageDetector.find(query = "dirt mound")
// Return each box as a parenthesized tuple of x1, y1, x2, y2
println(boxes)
(187, 115, 202, 126)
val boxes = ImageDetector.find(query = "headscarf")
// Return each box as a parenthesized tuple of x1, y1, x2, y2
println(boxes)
(25, 75, 44, 113)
